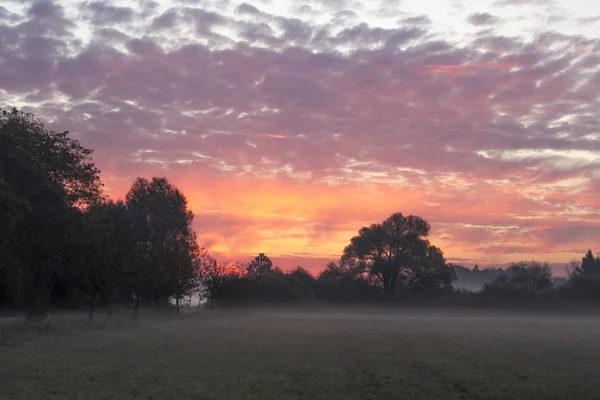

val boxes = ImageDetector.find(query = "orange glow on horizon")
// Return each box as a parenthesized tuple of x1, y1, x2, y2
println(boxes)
(101, 169, 594, 275)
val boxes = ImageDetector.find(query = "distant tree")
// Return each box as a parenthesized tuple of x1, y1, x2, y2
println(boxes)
(507, 261, 553, 294)
(342, 213, 454, 293)
(0, 107, 102, 317)
(482, 261, 553, 296)
(568, 250, 600, 301)
(452, 264, 505, 292)
(196, 254, 242, 310)
(125, 177, 195, 313)
(246, 253, 273, 277)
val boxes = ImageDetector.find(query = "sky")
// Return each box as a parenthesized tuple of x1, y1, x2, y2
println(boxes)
(1, 0, 599, 273)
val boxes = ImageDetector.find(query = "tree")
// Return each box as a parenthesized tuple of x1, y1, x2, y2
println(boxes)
(125, 177, 195, 313)
(246, 253, 273, 277)
(196, 254, 242, 310)
(318, 259, 366, 281)
(0, 178, 27, 307)
(568, 250, 600, 301)
(167, 232, 201, 314)
(401, 245, 456, 292)
(0, 107, 102, 317)
(507, 261, 553, 295)
(482, 261, 553, 296)
(75, 200, 134, 319)
(342, 212, 453, 293)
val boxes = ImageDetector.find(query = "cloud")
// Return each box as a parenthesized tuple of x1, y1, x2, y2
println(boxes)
(467, 13, 498, 26)
(1, 0, 599, 269)
(80, 1, 135, 25)
(493, 0, 553, 6)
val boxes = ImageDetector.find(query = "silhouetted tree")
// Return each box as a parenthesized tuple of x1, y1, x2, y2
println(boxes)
(167, 232, 201, 314)
(246, 253, 273, 277)
(568, 250, 600, 301)
(482, 261, 553, 296)
(125, 177, 195, 313)
(0, 107, 102, 317)
(74, 200, 134, 319)
(318, 259, 366, 281)
(197, 255, 243, 310)
(342, 213, 454, 293)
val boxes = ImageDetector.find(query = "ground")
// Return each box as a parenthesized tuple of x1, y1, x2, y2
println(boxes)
(2, 309, 600, 399)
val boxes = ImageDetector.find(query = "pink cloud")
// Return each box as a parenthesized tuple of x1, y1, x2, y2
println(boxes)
(2, 0, 599, 270)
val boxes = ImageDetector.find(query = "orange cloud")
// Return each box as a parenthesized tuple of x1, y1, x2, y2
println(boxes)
(424, 62, 512, 76)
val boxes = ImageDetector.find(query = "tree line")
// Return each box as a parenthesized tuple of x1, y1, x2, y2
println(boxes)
(1, 107, 600, 320)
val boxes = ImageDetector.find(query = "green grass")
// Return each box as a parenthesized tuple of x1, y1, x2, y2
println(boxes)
(2, 310, 600, 399)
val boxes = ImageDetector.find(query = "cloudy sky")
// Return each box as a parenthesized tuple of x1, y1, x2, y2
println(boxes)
(1, 0, 599, 272)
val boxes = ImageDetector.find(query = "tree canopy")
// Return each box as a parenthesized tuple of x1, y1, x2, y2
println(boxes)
(342, 213, 455, 293)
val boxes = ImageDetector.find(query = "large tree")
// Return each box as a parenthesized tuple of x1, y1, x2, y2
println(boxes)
(342, 212, 454, 293)
(0, 107, 102, 316)
(125, 177, 195, 312)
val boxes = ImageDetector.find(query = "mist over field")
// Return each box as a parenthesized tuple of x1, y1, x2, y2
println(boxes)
(4, 309, 600, 400)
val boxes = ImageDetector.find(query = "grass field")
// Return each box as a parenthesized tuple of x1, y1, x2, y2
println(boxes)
(2, 309, 600, 399)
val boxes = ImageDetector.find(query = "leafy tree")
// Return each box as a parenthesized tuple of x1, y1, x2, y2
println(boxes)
(74, 200, 134, 319)
(0, 107, 102, 317)
(167, 232, 201, 314)
(125, 177, 195, 312)
(402, 245, 456, 292)
(342, 213, 453, 293)
(246, 253, 273, 277)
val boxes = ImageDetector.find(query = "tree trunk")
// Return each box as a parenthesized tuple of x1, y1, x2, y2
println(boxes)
(88, 291, 96, 321)
(176, 297, 180, 315)
(133, 295, 140, 317)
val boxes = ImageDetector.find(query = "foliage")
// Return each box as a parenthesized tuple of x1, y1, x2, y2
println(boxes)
(568, 250, 600, 301)
(481, 261, 553, 296)
(246, 253, 273, 277)
(125, 177, 196, 312)
(341, 213, 455, 293)
(0, 107, 102, 317)
(73, 200, 135, 319)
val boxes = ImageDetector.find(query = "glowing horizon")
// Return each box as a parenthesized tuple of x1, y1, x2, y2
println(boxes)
(2, 0, 599, 274)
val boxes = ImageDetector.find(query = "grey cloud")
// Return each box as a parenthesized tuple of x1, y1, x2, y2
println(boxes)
(467, 12, 498, 26)
(80, 1, 135, 25)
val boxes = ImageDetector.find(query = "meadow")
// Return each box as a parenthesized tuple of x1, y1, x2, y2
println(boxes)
(2, 309, 600, 399)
